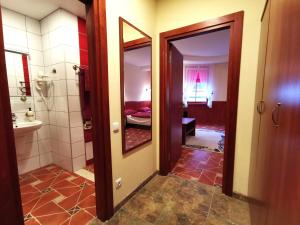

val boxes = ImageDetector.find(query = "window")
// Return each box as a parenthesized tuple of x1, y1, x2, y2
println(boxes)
(188, 81, 207, 102)
(183, 65, 209, 104)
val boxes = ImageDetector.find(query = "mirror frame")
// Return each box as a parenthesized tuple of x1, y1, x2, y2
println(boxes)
(119, 17, 152, 154)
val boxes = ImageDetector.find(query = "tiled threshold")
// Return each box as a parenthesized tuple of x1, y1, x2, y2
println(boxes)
(172, 146, 223, 187)
(19, 164, 96, 225)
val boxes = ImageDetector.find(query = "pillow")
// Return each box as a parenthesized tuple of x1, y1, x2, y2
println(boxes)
(138, 107, 151, 112)
(125, 109, 137, 115)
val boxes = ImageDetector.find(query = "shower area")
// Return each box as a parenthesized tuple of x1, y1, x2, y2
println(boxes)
(3, 7, 93, 175)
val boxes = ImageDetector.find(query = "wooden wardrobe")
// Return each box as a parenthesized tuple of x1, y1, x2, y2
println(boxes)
(249, 0, 300, 224)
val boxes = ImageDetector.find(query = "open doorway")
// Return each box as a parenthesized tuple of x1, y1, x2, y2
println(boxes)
(0, 0, 113, 223)
(159, 12, 244, 196)
(170, 29, 229, 187)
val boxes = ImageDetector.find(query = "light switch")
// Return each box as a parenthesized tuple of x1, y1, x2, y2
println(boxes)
(112, 122, 119, 133)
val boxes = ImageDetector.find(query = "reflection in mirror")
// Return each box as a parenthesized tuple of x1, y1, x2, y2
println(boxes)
(120, 17, 152, 154)
(5, 50, 31, 98)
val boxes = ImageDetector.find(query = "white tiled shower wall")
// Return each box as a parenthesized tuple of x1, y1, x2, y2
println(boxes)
(41, 9, 86, 172)
(2, 8, 86, 174)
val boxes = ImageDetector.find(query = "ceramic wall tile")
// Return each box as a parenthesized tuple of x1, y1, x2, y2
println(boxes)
(25, 17, 41, 35)
(72, 141, 85, 158)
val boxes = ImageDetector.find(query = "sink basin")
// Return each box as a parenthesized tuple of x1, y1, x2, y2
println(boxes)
(13, 120, 43, 137)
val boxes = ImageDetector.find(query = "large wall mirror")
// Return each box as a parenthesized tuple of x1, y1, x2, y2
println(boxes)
(119, 17, 152, 154)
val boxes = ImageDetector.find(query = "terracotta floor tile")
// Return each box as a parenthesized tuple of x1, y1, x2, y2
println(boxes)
(32, 201, 65, 217)
(201, 170, 217, 181)
(36, 212, 71, 225)
(34, 173, 57, 182)
(34, 178, 56, 191)
(32, 190, 60, 211)
(58, 191, 81, 210)
(20, 176, 38, 186)
(78, 195, 96, 208)
(85, 207, 96, 217)
(21, 184, 40, 194)
(56, 187, 82, 197)
(53, 172, 75, 184)
(21, 165, 96, 224)
(23, 197, 41, 215)
(52, 180, 78, 189)
(31, 168, 51, 176)
(22, 192, 42, 205)
(70, 176, 86, 186)
(78, 185, 95, 202)
(172, 147, 224, 187)
(198, 174, 215, 186)
(25, 218, 40, 225)
(68, 210, 94, 225)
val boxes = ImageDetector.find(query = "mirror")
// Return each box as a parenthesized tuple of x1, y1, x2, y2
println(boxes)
(5, 50, 32, 97)
(119, 17, 152, 154)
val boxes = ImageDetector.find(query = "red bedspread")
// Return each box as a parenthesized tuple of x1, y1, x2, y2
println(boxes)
(132, 111, 151, 118)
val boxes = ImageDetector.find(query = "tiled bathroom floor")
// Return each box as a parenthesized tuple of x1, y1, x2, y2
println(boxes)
(19, 164, 96, 225)
(172, 146, 223, 186)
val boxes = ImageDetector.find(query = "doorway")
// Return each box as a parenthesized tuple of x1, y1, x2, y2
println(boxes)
(169, 28, 229, 187)
(159, 11, 244, 195)
(0, 0, 113, 224)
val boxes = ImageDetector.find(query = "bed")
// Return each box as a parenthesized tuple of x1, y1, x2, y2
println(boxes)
(127, 111, 151, 126)
(124, 101, 152, 127)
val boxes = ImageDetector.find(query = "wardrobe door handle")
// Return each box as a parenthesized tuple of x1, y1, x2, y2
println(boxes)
(272, 103, 281, 128)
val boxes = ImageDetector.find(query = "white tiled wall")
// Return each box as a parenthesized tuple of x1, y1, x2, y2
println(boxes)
(41, 9, 86, 172)
(2, 8, 52, 174)
(3, 8, 87, 174)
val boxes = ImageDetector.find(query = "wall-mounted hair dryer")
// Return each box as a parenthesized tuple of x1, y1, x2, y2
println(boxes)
(35, 71, 54, 110)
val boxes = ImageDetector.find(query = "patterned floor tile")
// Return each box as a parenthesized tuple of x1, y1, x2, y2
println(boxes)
(172, 146, 224, 187)
(20, 164, 96, 225)
(105, 175, 250, 225)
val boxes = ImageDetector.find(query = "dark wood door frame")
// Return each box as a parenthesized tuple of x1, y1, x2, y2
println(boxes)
(159, 11, 244, 196)
(0, 0, 114, 223)
(85, 0, 114, 220)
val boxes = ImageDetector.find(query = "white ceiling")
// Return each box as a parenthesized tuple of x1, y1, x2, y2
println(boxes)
(172, 29, 230, 58)
(125, 46, 151, 68)
(0, 0, 85, 20)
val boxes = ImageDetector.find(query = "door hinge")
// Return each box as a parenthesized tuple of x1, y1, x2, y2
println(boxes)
(256, 100, 265, 114)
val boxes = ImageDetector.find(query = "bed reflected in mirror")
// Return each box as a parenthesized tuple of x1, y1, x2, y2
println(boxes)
(119, 17, 152, 154)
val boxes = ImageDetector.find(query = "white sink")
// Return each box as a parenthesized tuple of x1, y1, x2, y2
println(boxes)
(13, 120, 43, 137)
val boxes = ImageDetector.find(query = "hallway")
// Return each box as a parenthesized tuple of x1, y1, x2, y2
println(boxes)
(92, 175, 250, 225)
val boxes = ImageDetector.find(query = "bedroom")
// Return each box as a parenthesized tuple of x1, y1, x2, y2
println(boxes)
(170, 28, 230, 187)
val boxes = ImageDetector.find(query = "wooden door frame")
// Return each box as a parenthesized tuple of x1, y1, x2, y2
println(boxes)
(159, 11, 244, 196)
(0, 0, 114, 223)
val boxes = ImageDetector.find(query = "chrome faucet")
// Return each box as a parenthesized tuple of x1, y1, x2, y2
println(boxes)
(12, 113, 17, 123)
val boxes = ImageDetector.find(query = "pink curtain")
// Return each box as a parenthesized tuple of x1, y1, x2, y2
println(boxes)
(183, 65, 209, 105)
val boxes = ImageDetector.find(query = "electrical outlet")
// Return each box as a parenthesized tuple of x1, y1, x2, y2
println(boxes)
(115, 177, 122, 189)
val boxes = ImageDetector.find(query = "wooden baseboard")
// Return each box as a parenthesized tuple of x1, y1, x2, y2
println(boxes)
(232, 192, 251, 203)
(114, 171, 158, 212)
